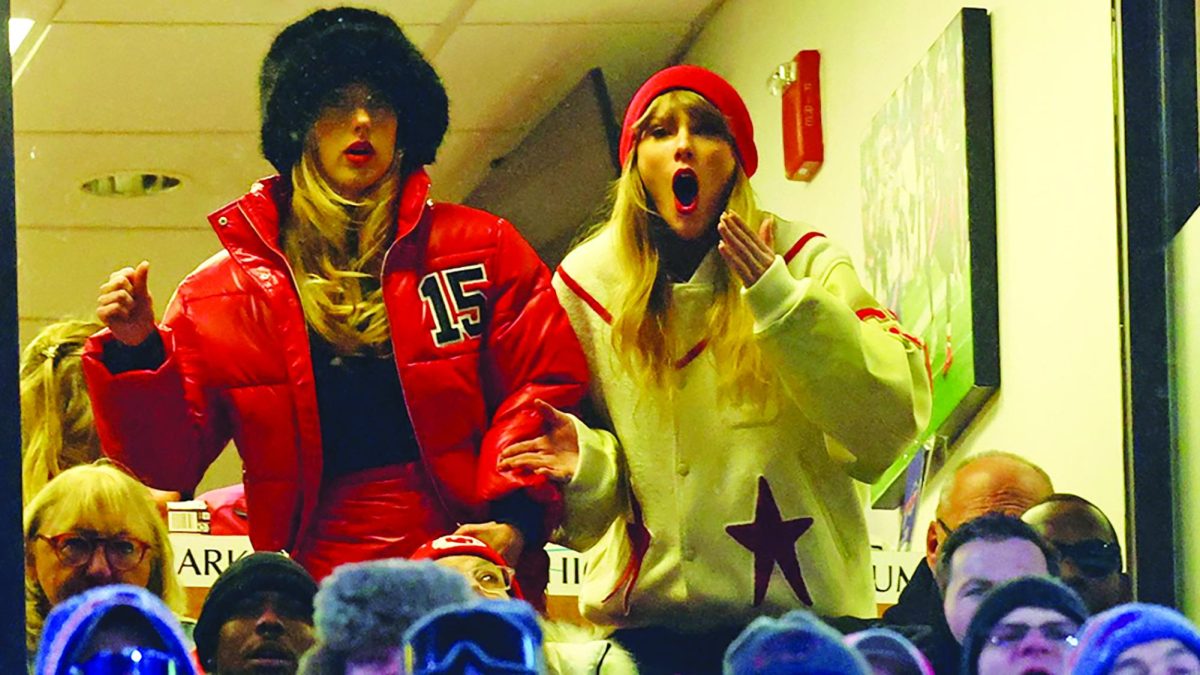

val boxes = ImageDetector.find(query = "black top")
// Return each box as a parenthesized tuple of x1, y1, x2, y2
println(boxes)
(308, 333, 419, 477)
(102, 331, 545, 545)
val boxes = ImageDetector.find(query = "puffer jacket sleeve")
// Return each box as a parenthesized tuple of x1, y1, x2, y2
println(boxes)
(82, 291, 231, 493)
(744, 232, 932, 484)
(476, 219, 591, 530)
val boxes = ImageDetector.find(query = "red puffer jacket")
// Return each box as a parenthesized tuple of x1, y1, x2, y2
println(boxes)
(82, 170, 590, 553)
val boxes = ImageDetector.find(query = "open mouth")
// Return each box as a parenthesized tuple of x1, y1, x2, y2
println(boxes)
(247, 643, 295, 666)
(344, 140, 375, 165)
(673, 168, 699, 215)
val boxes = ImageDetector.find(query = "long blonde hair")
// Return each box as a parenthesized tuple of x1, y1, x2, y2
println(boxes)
(20, 319, 104, 506)
(282, 144, 401, 355)
(580, 90, 773, 405)
(24, 461, 186, 652)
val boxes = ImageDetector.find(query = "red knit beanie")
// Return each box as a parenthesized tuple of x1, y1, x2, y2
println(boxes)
(618, 64, 758, 177)
(410, 535, 525, 600)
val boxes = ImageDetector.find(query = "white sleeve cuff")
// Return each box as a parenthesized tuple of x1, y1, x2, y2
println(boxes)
(742, 255, 810, 331)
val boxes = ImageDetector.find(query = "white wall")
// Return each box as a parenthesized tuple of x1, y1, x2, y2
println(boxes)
(1171, 209, 1200, 620)
(685, 0, 1125, 548)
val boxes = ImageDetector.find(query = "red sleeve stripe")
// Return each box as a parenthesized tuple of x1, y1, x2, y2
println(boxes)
(887, 325, 927, 351)
(783, 231, 826, 264)
(856, 307, 891, 322)
(674, 339, 709, 370)
(557, 267, 612, 325)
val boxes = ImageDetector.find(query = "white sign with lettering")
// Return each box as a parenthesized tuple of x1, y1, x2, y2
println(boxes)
(171, 536, 924, 608)
(170, 534, 255, 587)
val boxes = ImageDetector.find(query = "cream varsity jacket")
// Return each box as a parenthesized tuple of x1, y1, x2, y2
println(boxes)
(551, 218, 932, 632)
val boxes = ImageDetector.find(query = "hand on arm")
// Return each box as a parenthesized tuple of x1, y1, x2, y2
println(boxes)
(496, 399, 579, 483)
(97, 261, 156, 346)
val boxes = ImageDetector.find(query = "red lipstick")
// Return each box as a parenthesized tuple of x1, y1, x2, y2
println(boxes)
(344, 140, 375, 166)
(673, 168, 699, 215)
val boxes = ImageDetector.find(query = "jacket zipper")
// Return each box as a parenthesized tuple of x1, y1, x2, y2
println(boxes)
(381, 200, 461, 530)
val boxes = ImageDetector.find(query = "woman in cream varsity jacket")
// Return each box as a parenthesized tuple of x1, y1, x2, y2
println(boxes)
(499, 65, 931, 674)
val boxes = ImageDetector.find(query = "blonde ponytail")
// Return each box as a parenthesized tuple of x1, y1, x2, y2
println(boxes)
(20, 320, 104, 505)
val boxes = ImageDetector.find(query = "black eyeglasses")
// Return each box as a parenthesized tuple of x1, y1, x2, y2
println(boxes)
(1052, 539, 1122, 577)
(937, 518, 955, 535)
(36, 532, 151, 572)
(985, 621, 1079, 649)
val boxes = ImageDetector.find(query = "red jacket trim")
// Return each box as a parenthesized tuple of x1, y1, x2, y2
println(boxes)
(784, 231, 827, 264)
(602, 491, 651, 614)
(559, 267, 708, 370)
(675, 339, 708, 370)
(557, 267, 613, 325)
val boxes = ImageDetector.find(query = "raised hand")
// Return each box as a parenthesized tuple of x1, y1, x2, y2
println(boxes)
(97, 261, 156, 346)
(496, 399, 580, 484)
(453, 521, 525, 564)
(718, 211, 776, 287)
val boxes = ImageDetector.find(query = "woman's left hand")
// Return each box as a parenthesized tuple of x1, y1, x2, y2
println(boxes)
(718, 211, 776, 287)
(453, 521, 525, 564)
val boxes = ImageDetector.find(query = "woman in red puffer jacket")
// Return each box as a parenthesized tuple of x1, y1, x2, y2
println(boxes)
(82, 7, 589, 591)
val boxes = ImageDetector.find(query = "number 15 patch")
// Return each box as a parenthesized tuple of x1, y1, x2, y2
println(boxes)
(418, 265, 488, 347)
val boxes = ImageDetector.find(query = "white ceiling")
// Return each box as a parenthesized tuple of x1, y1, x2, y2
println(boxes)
(11, 0, 721, 344)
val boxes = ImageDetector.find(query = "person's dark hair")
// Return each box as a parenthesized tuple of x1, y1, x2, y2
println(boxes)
(961, 576, 1088, 675)
(934, 512, 1059, 594)
(259, 7, 449, 175)
(1030, 493, 1120, 544)
(194, 552, 317, 671)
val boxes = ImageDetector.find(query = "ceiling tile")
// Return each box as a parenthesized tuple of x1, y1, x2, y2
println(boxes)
(52, 0, 456, 25)
(16, 132, 274, 229)
(465, 0, 714, 24)
(436, 22, 686, 132)
(14, 23, 439, 133)
(427, 129, 525, 203)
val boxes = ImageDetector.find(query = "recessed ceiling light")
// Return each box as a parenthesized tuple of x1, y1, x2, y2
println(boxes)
(81, 172, 183, 198)
(9, 18, 34, 55)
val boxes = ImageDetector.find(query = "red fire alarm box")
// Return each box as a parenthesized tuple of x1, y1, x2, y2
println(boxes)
(782, 50, 823, 181)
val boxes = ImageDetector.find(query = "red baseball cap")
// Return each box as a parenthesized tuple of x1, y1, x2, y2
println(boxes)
(411, 535, 525, 600)
(618, 64, 758, 177)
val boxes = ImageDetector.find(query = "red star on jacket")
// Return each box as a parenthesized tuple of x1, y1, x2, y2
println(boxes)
(725, 475, 815, 607)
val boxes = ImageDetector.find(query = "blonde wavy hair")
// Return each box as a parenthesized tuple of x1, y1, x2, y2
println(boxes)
(282, 142, 402, 355)
(24, 461, 185, 652)
(579, 90, 773, 405)
(20, 319, 104, 506)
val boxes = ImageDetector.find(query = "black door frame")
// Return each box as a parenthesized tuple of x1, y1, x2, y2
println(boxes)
(2, 0, 29, 669)
(1118, 0, 1197, 607)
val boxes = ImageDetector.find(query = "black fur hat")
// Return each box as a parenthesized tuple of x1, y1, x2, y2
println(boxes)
(259, 7, 449, 174)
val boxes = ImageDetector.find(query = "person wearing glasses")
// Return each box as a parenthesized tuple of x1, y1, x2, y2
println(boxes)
(411, 534, 638, 675)
(1023, 493, 1131, 614)
(933, 513, 1061, 674)
(23, 461, 186, 657)
(410, 534, 524, 601)
(960, 576, 1088, 675)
